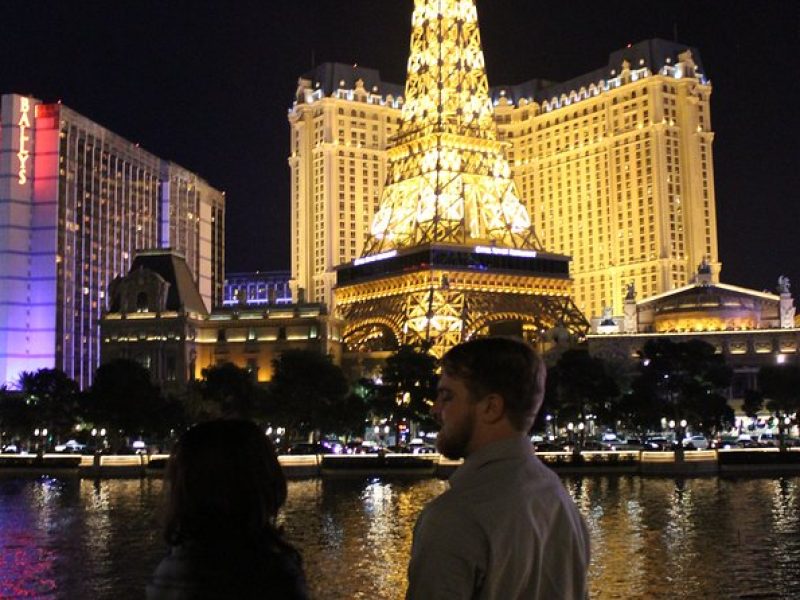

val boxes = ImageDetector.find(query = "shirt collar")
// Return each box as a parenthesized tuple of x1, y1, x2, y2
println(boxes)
(449, 435, 533, 488)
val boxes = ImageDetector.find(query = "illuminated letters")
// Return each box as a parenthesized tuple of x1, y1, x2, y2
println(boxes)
(17, 97, 31, 185)
(474, 245, 538, 259)
(353, 249, 398, 266)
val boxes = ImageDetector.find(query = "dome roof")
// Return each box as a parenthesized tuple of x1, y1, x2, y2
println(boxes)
(638, 282, 780, 333)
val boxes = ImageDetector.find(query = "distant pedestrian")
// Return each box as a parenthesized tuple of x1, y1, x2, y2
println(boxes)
(147, 419, 308, 599)
(406, 337, 590, 599)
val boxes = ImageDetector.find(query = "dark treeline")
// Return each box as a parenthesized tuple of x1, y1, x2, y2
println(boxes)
(1, 339, 798, 453)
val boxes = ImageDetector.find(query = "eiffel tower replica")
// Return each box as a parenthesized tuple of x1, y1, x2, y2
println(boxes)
(335, 0, 587, 358)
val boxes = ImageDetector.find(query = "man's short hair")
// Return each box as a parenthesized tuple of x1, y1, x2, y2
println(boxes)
(441, 337, 546, 432)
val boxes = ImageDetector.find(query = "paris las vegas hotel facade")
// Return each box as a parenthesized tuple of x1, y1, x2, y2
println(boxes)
(289, 39, 718, 322)
(0, 94, 225, 388)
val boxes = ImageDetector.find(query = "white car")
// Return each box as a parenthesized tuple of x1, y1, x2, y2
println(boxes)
(682, 435, 709, 450)
(54, 439, 86, 453)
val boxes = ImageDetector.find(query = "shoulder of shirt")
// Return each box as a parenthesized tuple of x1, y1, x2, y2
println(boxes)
(418, 484, 476, 524)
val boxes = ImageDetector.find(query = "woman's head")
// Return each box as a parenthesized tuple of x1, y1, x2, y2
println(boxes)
(162, 419, 287, 545)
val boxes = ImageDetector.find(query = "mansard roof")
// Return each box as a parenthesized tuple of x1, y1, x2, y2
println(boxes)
(492, 38, 705, 104)
(299, 63, 405, 99)
(638, 282, 779, 310)
(121, 249, 208, 316)
(303, 39, 704, 109)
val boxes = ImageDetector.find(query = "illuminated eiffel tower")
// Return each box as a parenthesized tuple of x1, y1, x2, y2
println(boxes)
(335, 0, 587, 357)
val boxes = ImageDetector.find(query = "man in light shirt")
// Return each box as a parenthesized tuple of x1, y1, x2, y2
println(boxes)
(407, 337, 590, 599)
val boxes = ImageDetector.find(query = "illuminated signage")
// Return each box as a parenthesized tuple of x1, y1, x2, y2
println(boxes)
(17, 97, 31, 185)
(474, 245, 538, 259)
(354, 250, 398, 266)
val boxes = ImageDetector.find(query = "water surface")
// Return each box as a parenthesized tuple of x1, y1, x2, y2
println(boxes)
(1, 475, 798, 599)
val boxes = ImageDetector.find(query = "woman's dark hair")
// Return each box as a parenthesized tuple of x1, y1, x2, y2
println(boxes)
(162, 419, 287, 545)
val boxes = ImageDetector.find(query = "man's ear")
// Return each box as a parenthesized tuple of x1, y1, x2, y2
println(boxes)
(479, 393, 506, 424)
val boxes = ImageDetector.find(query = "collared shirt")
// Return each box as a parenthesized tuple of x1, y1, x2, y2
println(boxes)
(406, 436, 590, 599)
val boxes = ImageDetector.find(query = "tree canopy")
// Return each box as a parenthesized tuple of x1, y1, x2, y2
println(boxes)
(758, 364, 800, 449)
(629, 339, 734, 439)
(374, 345, 439, 436)
(187, 362, 268, 422)
(538, 349, 620, 446)
(17, 368, 82, 441)
(85, 359, 166, 439)
(268, 350, 354, 439)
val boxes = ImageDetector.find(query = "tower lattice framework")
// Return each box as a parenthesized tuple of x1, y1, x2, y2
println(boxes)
(364, 0, 540, 255)
(336, 0, 587, 357)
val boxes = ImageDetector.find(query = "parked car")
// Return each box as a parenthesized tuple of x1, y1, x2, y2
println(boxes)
(409, 443, 437, 455)
(682, 435, 709, 450)
(582, 440, 617, 451)
(643, 437, 672, 451)
(344, 440, 381, 454)
(54, 439, 86, 454)
(734, 435, 761, 449)
(534, 441, 566, 453)
(619, 438, 644, 449)
(712, 436, 739, 449)
(345, 441, 365, 454)
(754, 432, 777, 447)
(130, 440, 148, 455)
(1, 443, 19, 454)
(286, 441, 343, 455)
(288, 442, 321, 455)
(320, 439, 343, 454)
(408, 438, 437, 454)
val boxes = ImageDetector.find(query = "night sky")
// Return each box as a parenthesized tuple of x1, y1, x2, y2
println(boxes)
(3, 1, 798, 295)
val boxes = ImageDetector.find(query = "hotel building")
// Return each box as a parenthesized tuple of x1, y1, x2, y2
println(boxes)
(289, 39, 719, 320)
(0, 94, 224, 388)
(588, 267, 798, 403)
(102, 251, 340, 394)
(289, 64, 404, 308)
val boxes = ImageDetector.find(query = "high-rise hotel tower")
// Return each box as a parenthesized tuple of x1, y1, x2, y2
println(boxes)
(0, 94, 225, 388)
(289, 32, 719, 321)
(289, 66, 404, 308)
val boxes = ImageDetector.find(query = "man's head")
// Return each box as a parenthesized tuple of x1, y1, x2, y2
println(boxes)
(432, 337, 546, 459)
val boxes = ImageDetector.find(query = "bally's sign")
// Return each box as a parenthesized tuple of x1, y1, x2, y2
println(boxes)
(17, 97, 31, 185)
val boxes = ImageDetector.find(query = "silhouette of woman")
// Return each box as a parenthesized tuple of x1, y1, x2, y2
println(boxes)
(147, 419, 307, 599)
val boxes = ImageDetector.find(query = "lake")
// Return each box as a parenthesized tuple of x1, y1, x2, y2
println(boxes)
(1, 474, 799, 598)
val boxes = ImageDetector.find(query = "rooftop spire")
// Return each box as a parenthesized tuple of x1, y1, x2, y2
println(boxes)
(400, 0, 494, 142)
(364, 0, 541, 255)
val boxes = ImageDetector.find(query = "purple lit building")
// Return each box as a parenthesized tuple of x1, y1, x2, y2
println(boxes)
(0, 94, 225, 388)
(222, 271, 292, 307)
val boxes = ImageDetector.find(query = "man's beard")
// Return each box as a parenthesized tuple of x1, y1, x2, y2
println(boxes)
(435, 410, 476, 460)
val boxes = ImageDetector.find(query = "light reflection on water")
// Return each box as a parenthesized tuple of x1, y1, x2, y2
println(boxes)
(0, 475, 799, 599)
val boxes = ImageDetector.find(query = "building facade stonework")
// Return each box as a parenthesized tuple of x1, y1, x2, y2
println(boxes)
(102, 251, 341, 394)
(289, 39, 718, 322)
